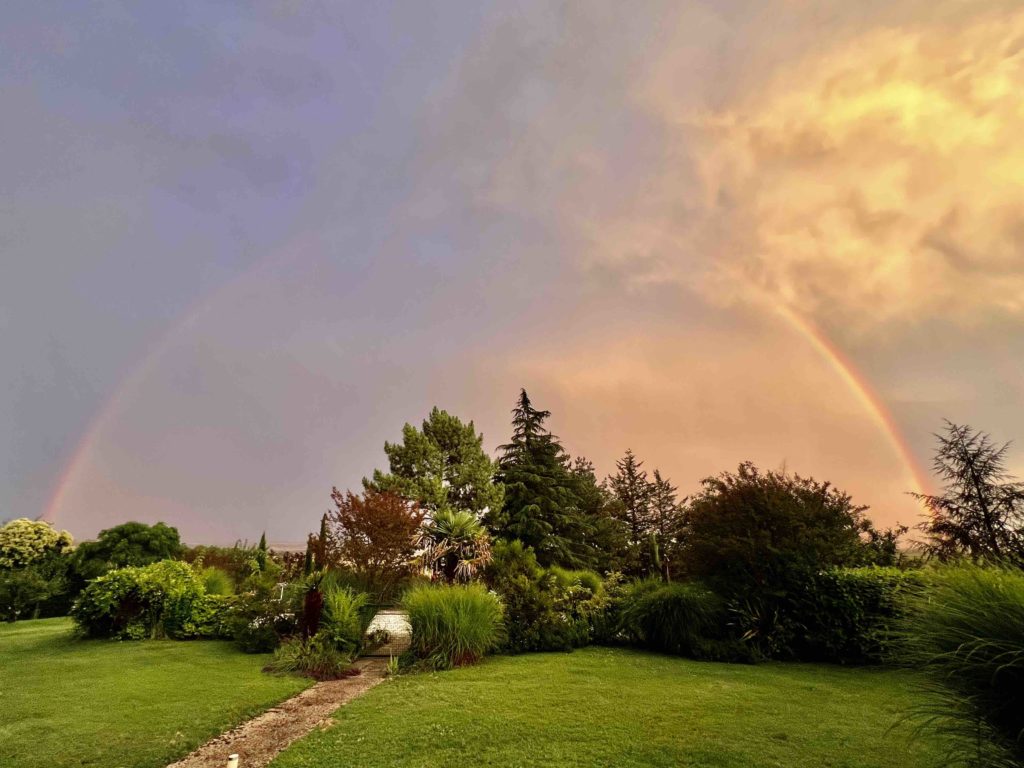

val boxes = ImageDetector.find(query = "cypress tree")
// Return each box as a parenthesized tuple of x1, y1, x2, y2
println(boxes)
(302, 538, 314, 576)
(256, 531, 268, 571)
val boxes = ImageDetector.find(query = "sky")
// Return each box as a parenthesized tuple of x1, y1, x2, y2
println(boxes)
(3, 0, 1023, 545)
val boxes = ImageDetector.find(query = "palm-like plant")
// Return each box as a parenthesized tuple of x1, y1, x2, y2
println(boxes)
(415, 509, 492, 583)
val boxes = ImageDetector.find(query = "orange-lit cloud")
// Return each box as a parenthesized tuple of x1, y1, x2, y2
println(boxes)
(622, 6, 1024, 335)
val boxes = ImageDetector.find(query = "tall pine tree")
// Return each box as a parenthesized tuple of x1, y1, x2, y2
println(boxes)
(649, 469, 685, 581)
(608, 449, 654, 575)
(569, 456, 629, 573)
(488, 389, 594, 568)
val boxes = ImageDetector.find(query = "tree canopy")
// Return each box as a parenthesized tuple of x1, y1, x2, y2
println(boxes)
(0, 519, 74, 569)
(913, 421, 1024, 565)
(327, 488, 424, 597)
(365, 406, 504, 519)
(682, 462, 880, 594)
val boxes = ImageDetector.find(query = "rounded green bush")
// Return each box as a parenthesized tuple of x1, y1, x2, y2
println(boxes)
(71, 559, 232, 640)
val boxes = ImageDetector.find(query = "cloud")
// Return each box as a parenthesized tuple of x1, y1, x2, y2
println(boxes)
(631, 5, 1024, 335)
(448, 2, 1024, 338)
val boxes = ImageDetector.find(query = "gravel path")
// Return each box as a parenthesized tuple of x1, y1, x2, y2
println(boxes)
(166, 658, 387, 768)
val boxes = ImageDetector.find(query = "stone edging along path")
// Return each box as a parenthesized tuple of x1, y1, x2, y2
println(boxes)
(166, 658, 387, 768)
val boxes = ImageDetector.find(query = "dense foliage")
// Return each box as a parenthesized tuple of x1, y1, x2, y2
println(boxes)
(69, 521, 183, 594)
(683, 462, 893, 596)
(229, 581, 300, 653)
(415, 508, 492, 583)
(264, 633, 356, 680)
(0, 519, 74, 569)
(616, 580, 742, 660)
(181, 541, 273, 586)
(327, 488, 424, 600)
(786, 567, 922, 664)
(484, 539, 612, 652)
(364, 406, 504, 519)
(71, 560, 231, 640)
(900, 566, 1024, 768)
(320, 585, 370, 656)
(0, 519, 74, 621)
(403, 583, 504, 669)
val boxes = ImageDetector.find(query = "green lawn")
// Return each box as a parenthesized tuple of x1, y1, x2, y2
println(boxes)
(272, 646, 957, 768)
(0, 618, 309, 768)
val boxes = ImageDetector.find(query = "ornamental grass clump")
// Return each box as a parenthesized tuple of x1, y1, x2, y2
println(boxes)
(619, 581, 735, 660)
(404, 583, 503, 669)
(900, 565, 1024, 768)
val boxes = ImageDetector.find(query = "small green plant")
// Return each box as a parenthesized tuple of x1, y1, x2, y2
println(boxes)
(548, 566, 603, 594)
(321, 586, 369, 655)
(264, 633, 356, 680)
(403, 583, 503, 669)
(385, 654, 401, 676)
(365, 627, 392, 650)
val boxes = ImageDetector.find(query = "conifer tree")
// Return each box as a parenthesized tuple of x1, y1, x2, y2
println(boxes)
(608, 449, 655, 575)
(489, 390, 594, 568)
(913, 421, 1024, 564)
(569, 456, 628, 572)
(649, 469, 685, 581)
(365, 407, 503, 519)
(256, 531, 268, 571)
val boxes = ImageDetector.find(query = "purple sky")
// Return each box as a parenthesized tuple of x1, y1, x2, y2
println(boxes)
(4, 1, 1024, 545)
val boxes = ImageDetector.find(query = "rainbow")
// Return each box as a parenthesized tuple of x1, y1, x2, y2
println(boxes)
(40, 244, 308, 525)
(771, 301, 931, 499)
(43, 277, 932, 526)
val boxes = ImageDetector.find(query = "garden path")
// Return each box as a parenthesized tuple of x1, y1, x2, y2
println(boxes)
(166, 658, 387, 768)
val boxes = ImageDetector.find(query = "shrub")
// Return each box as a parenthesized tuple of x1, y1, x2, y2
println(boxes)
(321, 586, 369, 655)
(683, 463, 889, 598)
(619, 581, 742, 660)
(404, 583, 503, 669)
(485, 542, 616, 652)
(485, 540, 573, 652)
(789, 567, 922, 664)
(229, 581, 301, 653)
(548, 566, 603, 594)
(719, 567, 923, 663)
(183, 543, 277, 586)
(264, 633, 356, 680)
(328, 489, 425, 600)
(900, 566, 1024, 767)
(1, 565, 63, 622)
(71, 560, 232, 640)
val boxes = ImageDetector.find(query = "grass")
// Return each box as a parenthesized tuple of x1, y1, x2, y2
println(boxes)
(0, 617, 309, 768)
(272, 646, 963, 768)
